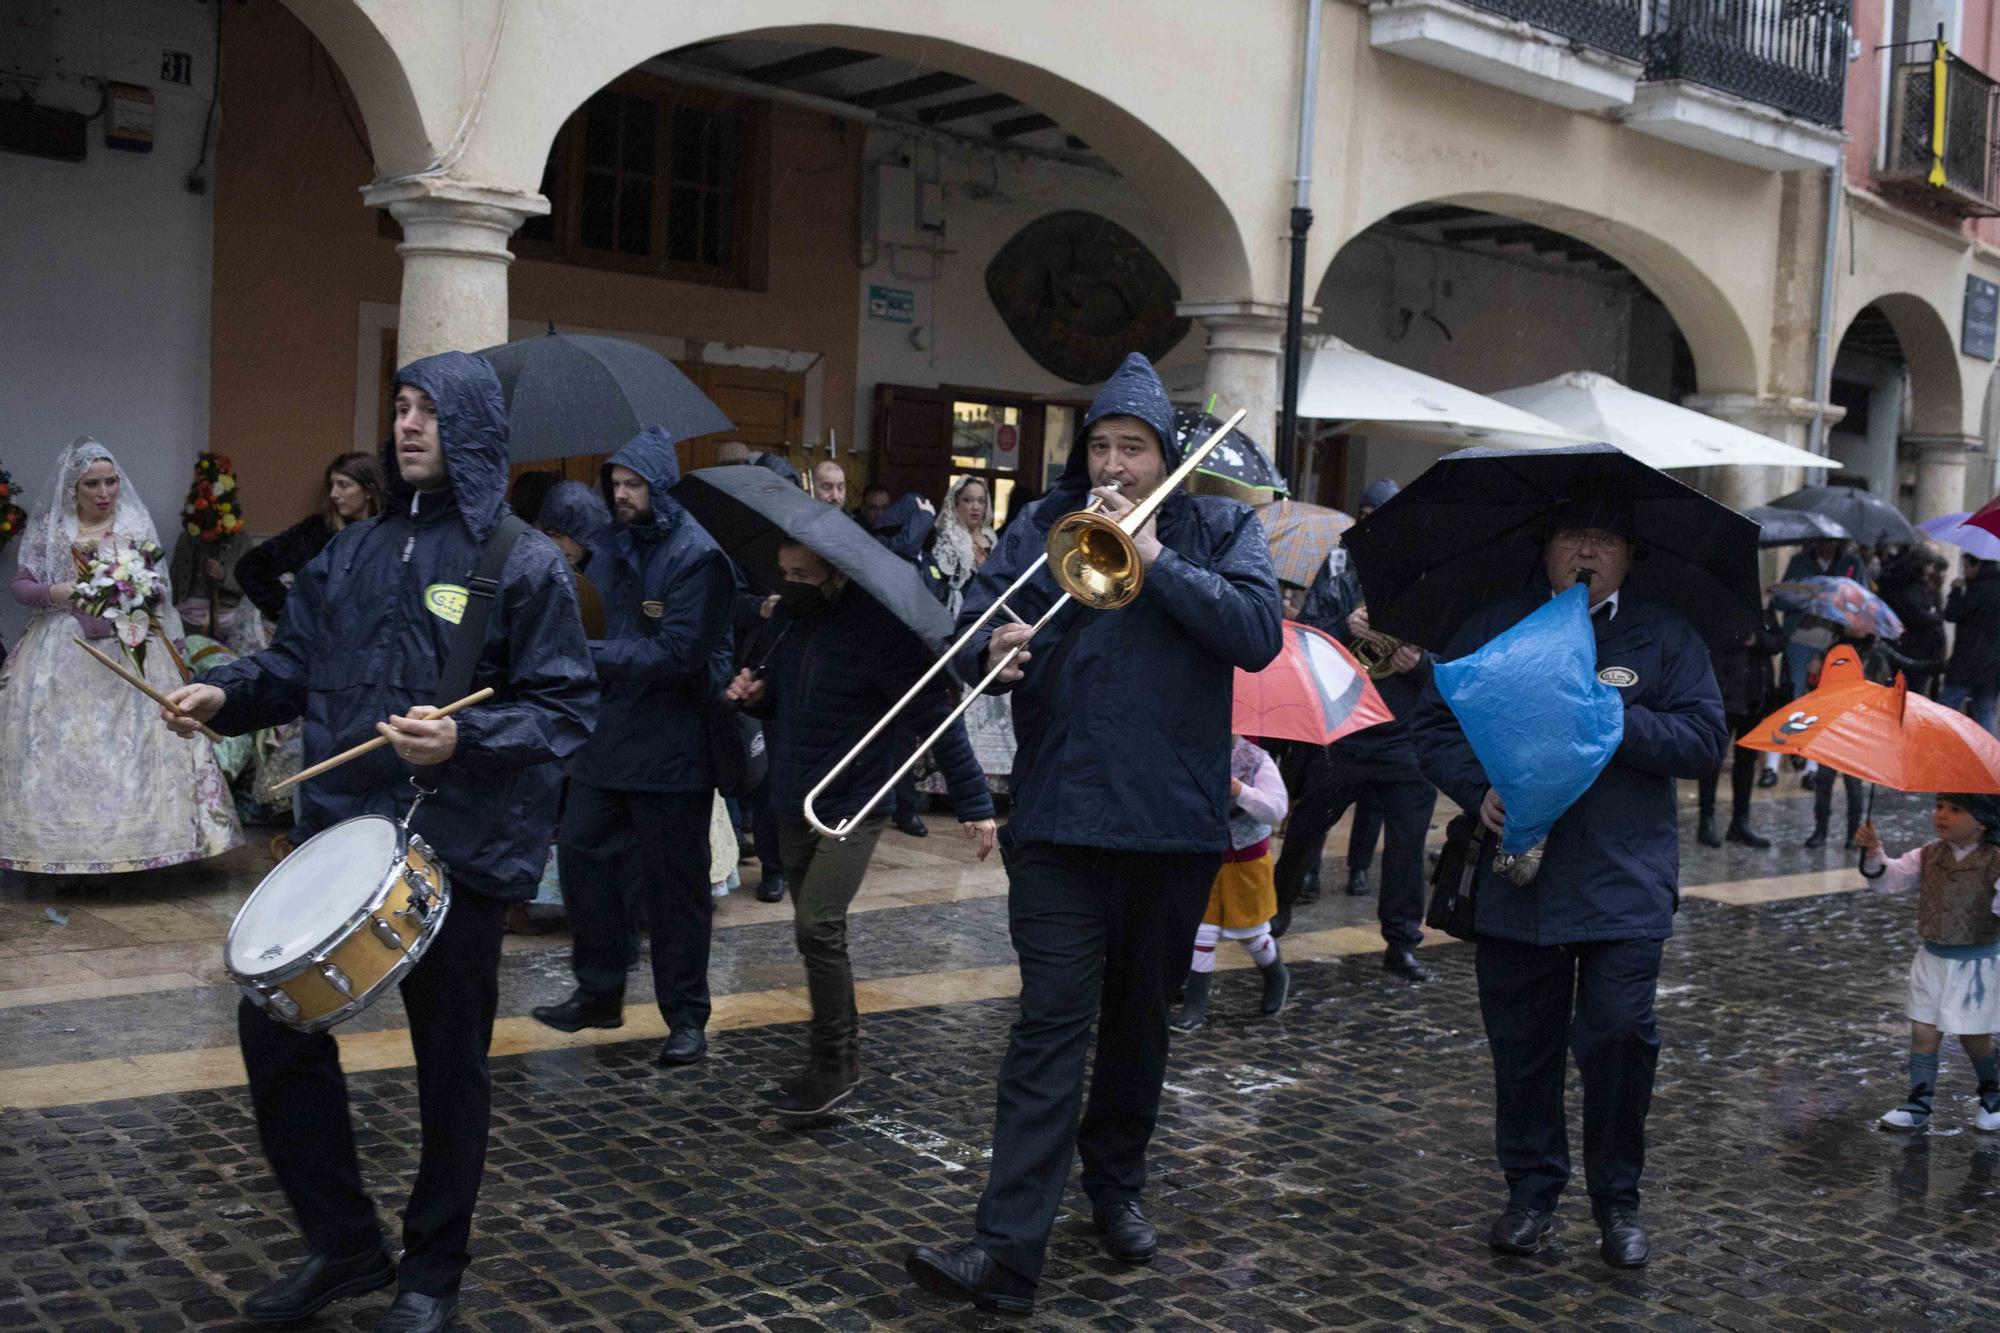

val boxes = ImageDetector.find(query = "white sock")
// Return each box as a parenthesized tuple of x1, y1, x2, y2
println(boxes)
(1191, 922, 1220, 974)
(1243, 930, 1278, 969)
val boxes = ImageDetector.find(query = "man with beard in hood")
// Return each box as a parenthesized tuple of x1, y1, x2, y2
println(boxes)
(904, 353, 1282, 1314)
(530, 427, 735, 1068)
(166, 352, 597, 1333)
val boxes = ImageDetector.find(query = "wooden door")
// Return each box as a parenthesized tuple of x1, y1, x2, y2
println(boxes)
(871, 385, 955, 502)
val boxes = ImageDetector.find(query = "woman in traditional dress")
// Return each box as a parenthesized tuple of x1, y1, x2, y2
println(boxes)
(926, 476, 1015, 797)
(0, 438, 241, 873)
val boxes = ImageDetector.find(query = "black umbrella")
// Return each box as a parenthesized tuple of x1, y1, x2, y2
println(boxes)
(1768, 484, 1918, 546)
(477, 332, 733, 463)
(1742, 505, 1849, 548)
(1175, 409, 1286, 498)
(1343, 444, 1760, 650)
(673, 465, 952, 650)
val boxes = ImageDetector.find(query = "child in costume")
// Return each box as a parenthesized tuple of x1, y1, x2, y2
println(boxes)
(1855, 793, 2000, 1133)
(1174, 737, 1291, 1031)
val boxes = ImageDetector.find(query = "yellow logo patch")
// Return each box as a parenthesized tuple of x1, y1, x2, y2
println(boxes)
(424, 583, 469, 625)
(641, 600, 665, 618)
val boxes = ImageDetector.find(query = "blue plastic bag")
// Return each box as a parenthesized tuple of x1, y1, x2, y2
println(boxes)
(1433, 584, 1625, 855)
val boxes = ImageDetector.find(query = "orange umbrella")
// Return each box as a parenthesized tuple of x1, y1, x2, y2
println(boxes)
(1233, 620, 1393, 745)
(1738, 644, 2000, 793)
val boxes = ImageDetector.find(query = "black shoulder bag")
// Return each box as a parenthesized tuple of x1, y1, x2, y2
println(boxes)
(1425, 813, 1488, 942)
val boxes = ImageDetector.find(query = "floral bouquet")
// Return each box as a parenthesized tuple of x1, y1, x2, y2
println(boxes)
(181, 453, 244, 545)
(0, 460, 22, 557)
(73, 539, 168, 671)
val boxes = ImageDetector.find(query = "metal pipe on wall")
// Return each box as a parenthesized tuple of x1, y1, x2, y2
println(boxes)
(1808, 159, 1844, 456)
(1277, 0, 1324, 490)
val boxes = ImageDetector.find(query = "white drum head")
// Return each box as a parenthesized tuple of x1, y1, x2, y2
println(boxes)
(227, 817, 398, 976)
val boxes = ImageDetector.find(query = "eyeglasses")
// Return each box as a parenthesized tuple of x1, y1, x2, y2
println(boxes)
(1552, 529, 1628, 553)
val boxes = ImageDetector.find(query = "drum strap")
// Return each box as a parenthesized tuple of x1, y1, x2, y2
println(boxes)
(437, 514, 531, 708)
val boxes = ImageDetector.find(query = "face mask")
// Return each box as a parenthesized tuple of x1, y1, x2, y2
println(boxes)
(778, 579, 829, 617)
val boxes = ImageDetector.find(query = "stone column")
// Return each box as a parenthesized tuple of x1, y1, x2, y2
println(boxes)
(1177, 300, 1295, 456)
(1679, 392, 1838, 513)
(1907, 434, 1976, 526)
(360, 179, 549, 364)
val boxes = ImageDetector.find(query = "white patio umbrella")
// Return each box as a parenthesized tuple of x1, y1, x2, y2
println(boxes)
(1295, 336, 1590, 450)
(1491, 371, 1836, 471)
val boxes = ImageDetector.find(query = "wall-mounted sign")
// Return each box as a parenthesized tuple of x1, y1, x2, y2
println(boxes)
(986, 210, 1188, 384)
(868, 285, 914, 324)
(1964, 275, 1998, 360)
(104, 83, 154, 153)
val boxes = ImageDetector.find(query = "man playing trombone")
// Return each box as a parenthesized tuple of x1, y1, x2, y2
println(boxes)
(904, 353, 1282, 1314)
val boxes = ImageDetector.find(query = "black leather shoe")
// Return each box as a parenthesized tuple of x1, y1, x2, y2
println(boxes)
(755, 873, 787, 904)
(375, 1290, 458, 1332)
(1757, 767, 1777, 788)
(1803, 822, 1830, 850)
(1696, 815, 1721, 848)
(1345, 866, 1371, 896)
(1297, 867, 1321, 904)
(905, 1242, 1035, 1314)
(1383, 946, 1430, 982)
(1487, 1206, 1556, 1255)
(655, 1027, 707, 1066)
(241, 1246, 395, 1323)
(771, 1062, 860, 1118)
(1725, 821, 1771, 849)
(894, 812, 929, 837)
(1092, 1199, 1157, 1263)
(1598, 1211, 1650, 1268)
(530, 991, 622, 1033)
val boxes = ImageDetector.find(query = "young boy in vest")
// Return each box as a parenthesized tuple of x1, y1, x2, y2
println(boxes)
(1855, 794, 2000, 1133)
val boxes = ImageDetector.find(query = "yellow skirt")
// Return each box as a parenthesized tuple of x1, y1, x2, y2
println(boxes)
(1202, 853, 1277, 931)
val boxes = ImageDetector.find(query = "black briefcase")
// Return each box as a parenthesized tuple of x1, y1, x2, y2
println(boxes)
(1426, 813, 1486, 942)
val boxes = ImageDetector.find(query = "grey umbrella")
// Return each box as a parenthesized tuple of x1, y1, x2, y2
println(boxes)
(477, 332, 733, 463)
(673, 465, 952, 650)
(1175, 409, 1287, 498)
(1742, 505, 1850, 549)
(1768, 484, 1918, 546)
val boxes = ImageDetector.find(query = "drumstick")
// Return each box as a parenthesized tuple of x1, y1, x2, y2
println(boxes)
(270, 687, 495, 793)
(72, 637, 224, 742)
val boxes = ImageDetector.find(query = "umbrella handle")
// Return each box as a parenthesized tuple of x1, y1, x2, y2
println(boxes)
(1857, 783, 1884, 879)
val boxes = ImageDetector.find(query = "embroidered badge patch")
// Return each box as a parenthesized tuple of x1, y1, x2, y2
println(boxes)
(1597, 666, 1638, 688)
(423, 583, 468, 625)
(641, 600, 665, 618)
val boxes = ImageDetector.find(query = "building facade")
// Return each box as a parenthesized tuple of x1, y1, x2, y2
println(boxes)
(5, 0, 1999, 644)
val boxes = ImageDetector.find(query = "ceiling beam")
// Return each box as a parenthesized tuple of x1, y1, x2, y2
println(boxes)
(920, 92, 1020, 125)
(1387, 203, 1484, 228)
(850, 71, 974, 108)
(741, 47, 879, 83)
(991, 112, 1057, 138)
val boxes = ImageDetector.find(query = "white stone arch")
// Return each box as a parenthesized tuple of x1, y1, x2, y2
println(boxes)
(285, 0, 1273, 307)
(1317, 190, 1764, 399)
(1834, 291, 1966, 440)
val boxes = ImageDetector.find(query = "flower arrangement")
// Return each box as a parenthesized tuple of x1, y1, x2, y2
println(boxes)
(0, 460, 22, 553)
(181, 453, 244, 544)
(73, 539, 168, 670)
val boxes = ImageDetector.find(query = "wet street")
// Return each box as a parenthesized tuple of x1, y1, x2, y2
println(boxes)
(3, 781, 1997, 1331)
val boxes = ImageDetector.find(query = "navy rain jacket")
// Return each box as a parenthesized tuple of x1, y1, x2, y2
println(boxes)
(752, 585, 994, 828)
(1410, 585, 1728, 943)
(203, 351, 598, 898)
(1298, 554, 1431, 779)
(952, 352, 1283, 853)
(572, 427, 735, 793)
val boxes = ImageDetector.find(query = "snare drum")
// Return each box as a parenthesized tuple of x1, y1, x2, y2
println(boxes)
(226, 814, 451, 1032)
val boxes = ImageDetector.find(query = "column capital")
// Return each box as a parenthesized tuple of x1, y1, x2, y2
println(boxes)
(361, 178, 549, 267)
(1176, 300, 1311, 334)
(1680, 392, 1846, 436)
(1904, 432, 1982, 459)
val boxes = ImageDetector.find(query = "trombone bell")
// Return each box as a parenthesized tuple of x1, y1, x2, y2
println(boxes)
(1049, 509, 1143, 610)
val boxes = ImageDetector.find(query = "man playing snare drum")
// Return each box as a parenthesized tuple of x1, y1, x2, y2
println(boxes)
(165, 351, 597, 1333)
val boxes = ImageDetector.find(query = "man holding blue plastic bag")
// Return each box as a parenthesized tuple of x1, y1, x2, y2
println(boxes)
(1412, 487, 1727, 1270)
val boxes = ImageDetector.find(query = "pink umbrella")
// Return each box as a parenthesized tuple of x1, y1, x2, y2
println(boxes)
(1233, 620, 1394, 745)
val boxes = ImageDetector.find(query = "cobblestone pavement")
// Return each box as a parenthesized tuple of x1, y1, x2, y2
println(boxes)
(3, 787, 1998, 1330)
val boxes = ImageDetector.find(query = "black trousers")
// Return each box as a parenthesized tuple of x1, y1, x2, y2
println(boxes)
(1696, 711, 1759, 826)
(1346, 795, 1382, 875)
(557, 783, 714, 1031)
(973, 842, 1218, 1282)
(1273, 751, 1434, 947)
(1812, 764, 1864, 830)
(1474, 935, 1664, 1219)
(237, 891, 507, 1297)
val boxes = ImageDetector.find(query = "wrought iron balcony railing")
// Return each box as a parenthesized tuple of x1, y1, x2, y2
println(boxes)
(1642, 0, 1850, 129)
(1460, 0, 1644, 61)
(1881, 42, 2000, 217)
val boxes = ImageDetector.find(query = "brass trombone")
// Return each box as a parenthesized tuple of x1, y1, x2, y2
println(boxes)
(803, 409, 1249, 839)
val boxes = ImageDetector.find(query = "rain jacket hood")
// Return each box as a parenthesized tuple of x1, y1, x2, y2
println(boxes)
(600, 427, 687, 542)
(1061, 352, 1181, 489)
(538, 480, 611, 546)
(385, 351, 512, 542)
(749, 450, 801, 486)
